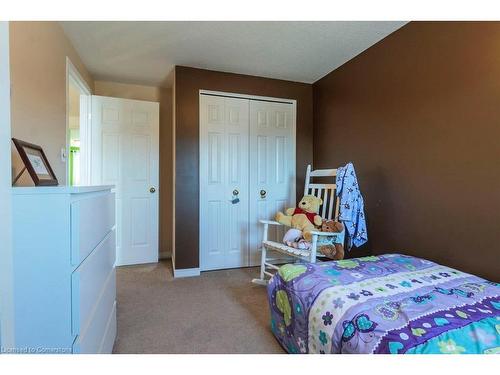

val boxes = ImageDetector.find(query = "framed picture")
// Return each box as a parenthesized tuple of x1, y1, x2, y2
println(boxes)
(12, 138, 58, 186)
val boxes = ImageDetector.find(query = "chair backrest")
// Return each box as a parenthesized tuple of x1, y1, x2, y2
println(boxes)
(303, 165, 340, 221)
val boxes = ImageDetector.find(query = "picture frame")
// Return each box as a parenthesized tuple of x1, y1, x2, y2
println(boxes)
(12, 138, 59, 186)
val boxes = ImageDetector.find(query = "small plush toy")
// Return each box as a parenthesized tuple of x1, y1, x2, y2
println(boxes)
(318, 220, 345, 260)
(282, 228, 311, 250)
(322, 219, 344, 233)
(275, 195, 323, 242)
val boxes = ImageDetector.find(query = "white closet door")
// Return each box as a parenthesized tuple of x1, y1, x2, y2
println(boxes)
(91, 96, 159, 266)
(200, 95, 250, 270)
(248, 101, 296, 266)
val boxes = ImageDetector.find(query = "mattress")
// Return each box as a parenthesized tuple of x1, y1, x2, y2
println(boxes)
(267, 254, 500, 354)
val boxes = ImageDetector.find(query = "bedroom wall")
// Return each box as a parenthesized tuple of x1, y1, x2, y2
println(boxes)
(313, 21, 500, 281)
(174, 66, 314, 270)
(9, 21, 94, 186)
(94, 80, 174, 259)
(94, 80, 161, 102)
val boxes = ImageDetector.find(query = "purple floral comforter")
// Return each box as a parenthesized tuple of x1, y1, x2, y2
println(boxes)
(267, 254, 500, 354)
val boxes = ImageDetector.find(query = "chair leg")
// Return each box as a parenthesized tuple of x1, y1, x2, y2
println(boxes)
(260, 246, 267, 280)
(252, 222, 271, 286)
(252, 246, 268, 285)
(310, 235, 318, 263)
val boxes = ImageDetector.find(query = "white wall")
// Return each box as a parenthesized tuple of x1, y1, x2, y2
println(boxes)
(0, 21, 14, 349)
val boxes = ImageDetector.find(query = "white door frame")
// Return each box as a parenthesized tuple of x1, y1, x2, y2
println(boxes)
(198, 89, 297, 271)
(0, 21, 14, 348)
(66, 57, 92, 186)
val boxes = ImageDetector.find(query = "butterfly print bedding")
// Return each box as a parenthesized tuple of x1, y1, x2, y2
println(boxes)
(267, 254, 500, 354)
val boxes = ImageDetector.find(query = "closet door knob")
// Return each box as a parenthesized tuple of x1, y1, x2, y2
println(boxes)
(260, 190, 266, 198)
(150, 187, 156, 193)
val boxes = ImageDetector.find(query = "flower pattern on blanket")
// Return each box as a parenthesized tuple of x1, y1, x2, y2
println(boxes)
(309, 264, 468, 353)
(267, 254, 500, 354)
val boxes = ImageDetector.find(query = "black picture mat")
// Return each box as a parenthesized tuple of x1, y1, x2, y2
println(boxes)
(12, 138, 59, 186)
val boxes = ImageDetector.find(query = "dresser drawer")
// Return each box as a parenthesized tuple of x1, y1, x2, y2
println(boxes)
(72, 230, 116, 336)
(72, 270, 116, 354)
(71, 192, 115, 265)
(99, 300, 117, 353)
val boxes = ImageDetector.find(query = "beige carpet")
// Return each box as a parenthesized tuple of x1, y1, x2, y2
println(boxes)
(113, 261, 284, 353)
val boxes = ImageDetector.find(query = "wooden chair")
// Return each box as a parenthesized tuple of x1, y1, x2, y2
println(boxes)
(252, 165, 343, 285)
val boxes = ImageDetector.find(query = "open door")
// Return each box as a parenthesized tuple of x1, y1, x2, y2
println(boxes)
(91, 95, 160, 266)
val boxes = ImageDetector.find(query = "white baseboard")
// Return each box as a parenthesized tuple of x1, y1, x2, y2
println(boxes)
(173, 267, 200, 278)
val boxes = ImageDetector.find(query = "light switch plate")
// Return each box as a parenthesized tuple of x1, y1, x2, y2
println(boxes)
(61, 147, 67, 162)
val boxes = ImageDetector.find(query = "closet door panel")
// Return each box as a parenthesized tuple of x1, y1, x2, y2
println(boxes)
(224, 98, 249, 269)
(248, 101, 295, 266)
(200, 95, 249, 270)
(200, 96, 226, 270)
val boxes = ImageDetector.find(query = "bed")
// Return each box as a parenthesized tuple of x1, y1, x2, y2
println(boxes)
(267, 254, 500, 354)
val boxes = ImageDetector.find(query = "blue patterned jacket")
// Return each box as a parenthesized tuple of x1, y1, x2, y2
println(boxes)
(336, 162, 368, 250)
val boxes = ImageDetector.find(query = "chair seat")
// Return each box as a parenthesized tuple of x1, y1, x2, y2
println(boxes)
(262, 240, 311, 258)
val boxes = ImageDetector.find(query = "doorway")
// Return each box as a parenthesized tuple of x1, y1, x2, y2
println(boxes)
(66, 58, 91, 186)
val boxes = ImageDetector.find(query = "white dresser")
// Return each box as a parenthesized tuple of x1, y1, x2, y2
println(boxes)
(12, 186, 116, 354)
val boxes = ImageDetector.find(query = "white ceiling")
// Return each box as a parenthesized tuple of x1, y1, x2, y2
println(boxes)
(60, 21, 407, 87)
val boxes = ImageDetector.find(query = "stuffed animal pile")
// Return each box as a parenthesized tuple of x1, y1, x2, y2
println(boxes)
(275, 195, 323, 242)
(275, 195, 345, 260)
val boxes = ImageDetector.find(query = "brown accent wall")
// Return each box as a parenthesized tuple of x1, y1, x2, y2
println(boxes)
(313, 22, 500, 281)
(174, 66, 313, 269)
(10, 21, 94, 186)
(159, 87, 173, 260)
(94, 80, 173, 259)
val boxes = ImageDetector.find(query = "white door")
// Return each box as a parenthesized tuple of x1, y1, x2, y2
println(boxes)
(248, 100, 296, 265)
(199, 93, 296, 271)
(199, 95, 250, 270)
(91, 96, 159, 266)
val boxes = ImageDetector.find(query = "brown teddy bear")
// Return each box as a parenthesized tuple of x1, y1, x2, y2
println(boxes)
(318, 220, 345, 260)
(275, 195, 323, 242)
